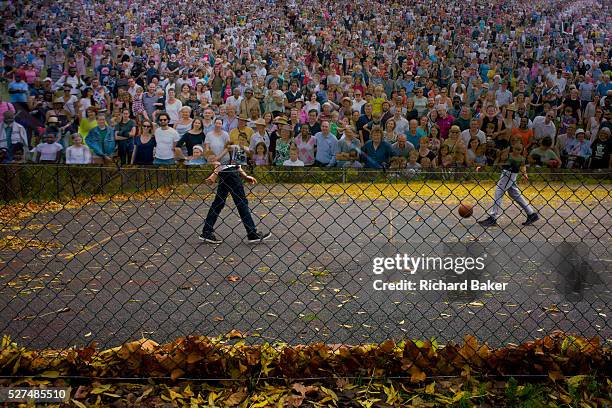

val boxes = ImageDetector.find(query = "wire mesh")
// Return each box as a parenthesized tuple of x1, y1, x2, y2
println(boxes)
(0, 164, 610, 380)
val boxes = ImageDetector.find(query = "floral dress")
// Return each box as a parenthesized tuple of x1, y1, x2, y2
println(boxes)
(274, 139, 291, 166)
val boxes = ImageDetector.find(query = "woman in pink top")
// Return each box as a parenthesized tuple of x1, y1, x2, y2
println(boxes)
(23, 64, 39, 85)
(294, 125, 316, 166)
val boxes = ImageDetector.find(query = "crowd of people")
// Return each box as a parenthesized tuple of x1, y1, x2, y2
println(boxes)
(1, 0, 611, 170)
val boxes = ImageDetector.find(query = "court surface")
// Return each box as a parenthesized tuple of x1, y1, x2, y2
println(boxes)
(1, 182, 610, 349)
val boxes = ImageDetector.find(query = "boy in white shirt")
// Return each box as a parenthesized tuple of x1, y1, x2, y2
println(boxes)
(283, 144, 304, 166)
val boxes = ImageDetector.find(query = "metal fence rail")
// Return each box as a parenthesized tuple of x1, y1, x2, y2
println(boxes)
(0, 165, 610, 378)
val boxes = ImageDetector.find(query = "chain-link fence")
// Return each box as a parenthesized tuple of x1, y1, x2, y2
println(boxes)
(0, 164, 610, 379)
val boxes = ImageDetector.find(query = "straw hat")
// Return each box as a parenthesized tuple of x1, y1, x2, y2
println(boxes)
(273, 116, 288, 125)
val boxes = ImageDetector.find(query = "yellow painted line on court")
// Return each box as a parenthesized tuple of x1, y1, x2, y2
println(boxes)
(59, 228, 141, 260)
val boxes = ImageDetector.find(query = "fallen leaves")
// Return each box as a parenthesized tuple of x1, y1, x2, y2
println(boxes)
(0, 235, 60, 251)
(0, 188, 176, 224)
(0, 366, 609, 407)
(0, 331, 609, 408)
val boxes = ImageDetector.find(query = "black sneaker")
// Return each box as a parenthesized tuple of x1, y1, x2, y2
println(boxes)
(477, 216, 498, 228)
(521, 213, 540, 226)
(247, 231, 272, 243)
(199, 233, 222, 244)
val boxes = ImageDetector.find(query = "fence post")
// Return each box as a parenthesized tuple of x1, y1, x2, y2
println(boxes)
(120, 168, 124, 195)
(55, 165, 60, 200)
(1, 166, 7, 202)
(100, 166, 104, 194)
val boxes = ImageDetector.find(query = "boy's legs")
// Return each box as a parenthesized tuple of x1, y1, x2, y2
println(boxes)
(226, 171, 258, 237)
(202, 172, 230, 236)
(488, 170, 513, 220)
(507, 183, 535, 216)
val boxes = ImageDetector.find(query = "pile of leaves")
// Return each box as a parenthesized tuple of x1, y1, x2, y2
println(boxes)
(2, 375, 610, 407)
(1, 331, 610, 406)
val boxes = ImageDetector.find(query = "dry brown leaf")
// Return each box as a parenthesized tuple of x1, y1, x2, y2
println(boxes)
(409, 366, 426, 383)
(224, 390, 247, 406)
(548, 371, 565, 381)
(286, 394, 305, 407)
(170, 368, 185, 380)
(186, 352, 203, 364)
(292, 383, 318, 396)
(74, 385, 89, 399)
(226, 329, 245, 339)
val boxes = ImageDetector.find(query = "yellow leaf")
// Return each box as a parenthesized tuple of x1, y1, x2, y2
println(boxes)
(208, 391, 219, 406)
(384, 384, 398, 404)
(91, 384, 112, 394)
(319, 386, 338, 402)
(567, 375, 588, 388)
(71, 399, 88, 408)
(425, 382, 436, 394)
(452, 391, 466, 402)
(168, 389, 183, 400)
(40, 370, 60, 378)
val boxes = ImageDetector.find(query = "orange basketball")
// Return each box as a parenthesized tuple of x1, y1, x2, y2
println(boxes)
(458, 203, 473, 218)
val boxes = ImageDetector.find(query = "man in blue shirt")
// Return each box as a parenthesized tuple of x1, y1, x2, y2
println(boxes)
(361, 125, 394, 169)
(405, 119, 426, 149)
(8, 74, 29, 104)
(314, 121, 338, 167)
(404, 72, 415, 95)
(596, 74, 611, 97)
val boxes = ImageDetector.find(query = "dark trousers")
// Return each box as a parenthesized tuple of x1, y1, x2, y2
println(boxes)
(117, 140, 133, 165)
(202, 170, 257, 237)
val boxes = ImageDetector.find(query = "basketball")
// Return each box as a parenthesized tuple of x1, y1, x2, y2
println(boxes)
(458, 203, 473, 218)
